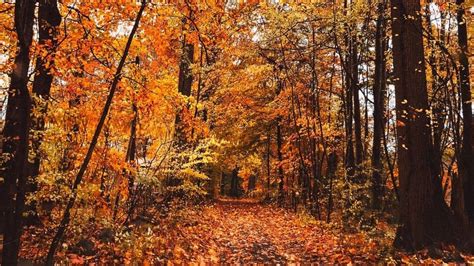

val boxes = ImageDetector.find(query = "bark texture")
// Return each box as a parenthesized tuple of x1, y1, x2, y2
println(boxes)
(390, 0, 456, 249)
(1, 0, 35, 264)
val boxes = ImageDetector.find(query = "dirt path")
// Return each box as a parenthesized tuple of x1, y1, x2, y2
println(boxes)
(167, 198, 379, 264)
(13, 199, 474, 264)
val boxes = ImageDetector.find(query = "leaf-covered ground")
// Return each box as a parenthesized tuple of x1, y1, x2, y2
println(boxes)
(163, 198, 381, 264)
(15, 198, 474, 264)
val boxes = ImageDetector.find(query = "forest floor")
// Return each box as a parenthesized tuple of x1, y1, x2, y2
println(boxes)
(9, 198, 474, 264)
(158, 198, 384, 264)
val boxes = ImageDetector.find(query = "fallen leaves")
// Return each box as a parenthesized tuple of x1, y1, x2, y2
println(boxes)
(16, 199, 474, 264)
(149, 199, 381, 264)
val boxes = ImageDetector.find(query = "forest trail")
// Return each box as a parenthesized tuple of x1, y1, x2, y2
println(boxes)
(164, 198, 380, 264)
(10, 198, 474, 264)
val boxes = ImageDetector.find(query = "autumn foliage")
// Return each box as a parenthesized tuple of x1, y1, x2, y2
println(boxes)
(0, 0, 473, 264)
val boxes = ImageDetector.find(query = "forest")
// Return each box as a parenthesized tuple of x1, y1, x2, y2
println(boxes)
(0, 0, 473, 264)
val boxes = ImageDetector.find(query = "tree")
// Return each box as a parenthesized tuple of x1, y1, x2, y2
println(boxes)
(175, 8, 195, 145)
(175, 41, 194, 144)
(27, 0, 61, 224)
(390, 0, 456, 249)
(455, 0, 474, 226)
(371, 0, 387, 210)
(342, 0, 356, 181)
(1, 0, 35, 264)
(45, 2, 147, 263)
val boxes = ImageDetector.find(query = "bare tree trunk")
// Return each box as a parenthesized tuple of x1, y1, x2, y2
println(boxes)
(176, 41, 194, 144)
(390, 0, 456, 249)
(266, 129, 271, 197)
(326, 152, 338, 222)
(248, 175, 256, 192)
(344, 72, 355, 178)
(230, 167, 239, 197)
(178, 43, 194, 97)
(341, 0, 355, 182)
(123, 101, 138, 223)
(424, 0, 445, 193)
(371, 0, 386, 210)
(0, 1, 35, 264)
(352, 37, 363, 170)
(455, 0, 473, 228)
(277, 119, 284, 205)
(456, 0, 474, 219)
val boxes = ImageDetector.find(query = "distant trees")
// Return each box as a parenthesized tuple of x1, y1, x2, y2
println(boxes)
(206, 2, 472, 249)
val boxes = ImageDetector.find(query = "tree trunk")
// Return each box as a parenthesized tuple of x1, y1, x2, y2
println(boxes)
(248, 175, 256, 192)
(123, 102, 138, 223)
(266, 129, 271, 197)
(455, 0, 473, 227)
(26, 0, 61, 225)
(371, 0, 386, 210)
(424, 0, 445, 193)
(390, 0, 456, 249)
(230, 167, 239, 197)
(126, 103, 138, 193)
(326, 152, 338, 222)
(178, 43, 194, 97)
(220, 172, 226, 195)
(1, 0, 35, 264)
(343, 0, 355, 180)
(277, 119, 284, 205)
(352, 36, 363, 169)
(176, 42, 194, 144)
(30, 0, 61, 183)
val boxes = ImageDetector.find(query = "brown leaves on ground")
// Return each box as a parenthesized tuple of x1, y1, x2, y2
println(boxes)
(17, 199, 474, 264)
(144, 198, 381, 264)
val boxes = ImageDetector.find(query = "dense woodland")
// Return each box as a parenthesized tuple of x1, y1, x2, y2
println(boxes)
(0, 0, 473, 264)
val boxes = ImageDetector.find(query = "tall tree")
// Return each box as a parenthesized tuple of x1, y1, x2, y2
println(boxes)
(45, 2, 147, 263)
(351, 31, 363, 171)
(343, 0, 355, 180)
(455, 0, 473, 226)
(27, 0, 61, 223)
(390, 0, 455, 249)
(424, 0, 446, 194)
(1, 0, 35, 264)
(276, 79, 285, 205)
(30, 0, 61, 180)
(371, 0, 387, 209)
